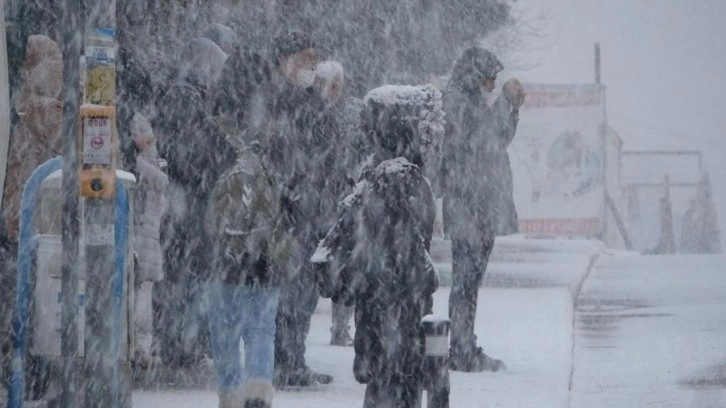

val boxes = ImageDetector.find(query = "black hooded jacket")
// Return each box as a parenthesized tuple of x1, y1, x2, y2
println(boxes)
(440, 47, 519, 239)
(265, 80, 329, 246)
(314, 101, 438, 384)
(157, 39, 234, 200)
(156, 39, 235, 282)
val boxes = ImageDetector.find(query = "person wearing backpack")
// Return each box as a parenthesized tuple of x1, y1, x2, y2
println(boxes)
(205, 48, 295, 408)
(313, 88, 441, 407)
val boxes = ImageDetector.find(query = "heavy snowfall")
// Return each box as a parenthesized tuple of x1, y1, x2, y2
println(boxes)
(1, 0, 725, 407)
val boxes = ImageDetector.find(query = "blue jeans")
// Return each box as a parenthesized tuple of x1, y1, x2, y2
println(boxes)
(207, 282, 280, 392)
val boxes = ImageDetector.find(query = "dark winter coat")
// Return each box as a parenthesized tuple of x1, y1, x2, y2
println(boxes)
(340, 97, 370, 182)
(440, 48, 519, 240)
(309, 98, 361, 234)
(314, 154, 437, 383)
(205, 135, 295, 286)
(158, 39, 232, 196)
(266, 81, 329, 245)
(313, 91, 441, 390)
(205, 49, 308, 286)
(156, 39, 234, 282)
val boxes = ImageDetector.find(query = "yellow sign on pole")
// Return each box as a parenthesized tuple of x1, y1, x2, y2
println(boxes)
(86, 66, 116, 106)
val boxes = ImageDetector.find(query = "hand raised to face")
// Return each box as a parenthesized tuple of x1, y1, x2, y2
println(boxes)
(502, 78, 526, 109)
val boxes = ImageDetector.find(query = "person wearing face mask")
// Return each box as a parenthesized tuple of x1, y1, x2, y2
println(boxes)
(439, 47, 525, 373)
(310, 61, 358, 347)
(265, 31, 335, 388)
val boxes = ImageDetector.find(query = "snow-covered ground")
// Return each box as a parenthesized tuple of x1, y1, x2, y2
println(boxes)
(571, 253, 726, 408)
(134, 237, 600, 408)
(134, 287, 575, 408)
(11, 238, 723, 407)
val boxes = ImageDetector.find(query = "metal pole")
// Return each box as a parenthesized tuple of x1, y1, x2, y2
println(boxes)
(594, 43, 601, 85)
(83, 198, 118, 408)
(59, 0, 82, 405)
(82, 1, 121, 407)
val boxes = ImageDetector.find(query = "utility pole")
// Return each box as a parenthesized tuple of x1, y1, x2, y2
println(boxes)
(82, 0, 122, 404)
(56, 0, 125, 405)
(59, 0, 82, 406)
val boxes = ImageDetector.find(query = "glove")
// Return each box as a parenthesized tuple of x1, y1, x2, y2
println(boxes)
(502, 78, 526, 109)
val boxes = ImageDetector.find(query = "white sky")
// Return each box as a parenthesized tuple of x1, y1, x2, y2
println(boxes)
(495, 0, 726, 239)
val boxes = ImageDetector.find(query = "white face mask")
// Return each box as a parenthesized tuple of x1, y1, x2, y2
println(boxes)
(296, 68, 316, 88)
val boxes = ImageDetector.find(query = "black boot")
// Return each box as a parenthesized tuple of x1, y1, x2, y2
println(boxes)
(449, 341, 506, 372)
(244, 400, 269, 408)
(273, 366, 334, 387)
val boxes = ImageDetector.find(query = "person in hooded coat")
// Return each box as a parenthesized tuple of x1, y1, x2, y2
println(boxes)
(314, 96, 438, 408)
(131, 113, 168, 368)
(264, 31, 334, 387)
(439, 47, 525, 372)
(154, 38, 235, 368)
(2, 35, 63, 243)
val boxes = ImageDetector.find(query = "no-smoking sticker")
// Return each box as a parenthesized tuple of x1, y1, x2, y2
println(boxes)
(83, 116, 112, 165)
(90, 136, 104, 149)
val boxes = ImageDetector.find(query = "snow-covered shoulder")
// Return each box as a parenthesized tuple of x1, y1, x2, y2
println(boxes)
(310, 244, 331, 264)
(374, 156, 419, 176)
(339, 178, 367, 210)
(364, 84, 439, 107)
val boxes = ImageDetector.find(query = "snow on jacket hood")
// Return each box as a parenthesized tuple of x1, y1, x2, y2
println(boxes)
(363, 84, 444, 163)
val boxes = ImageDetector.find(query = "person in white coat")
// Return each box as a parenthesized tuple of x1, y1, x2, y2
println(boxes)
(131, 112, 168, 367)
(313, 61, 355, 347)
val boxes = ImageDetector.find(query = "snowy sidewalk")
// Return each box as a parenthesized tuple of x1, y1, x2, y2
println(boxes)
(134, 237, 602, 408)
(133, 289, 575, 408)
(570, 253, 726, 407)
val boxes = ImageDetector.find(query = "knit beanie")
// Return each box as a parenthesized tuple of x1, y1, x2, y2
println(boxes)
(272, 31, 315, 65)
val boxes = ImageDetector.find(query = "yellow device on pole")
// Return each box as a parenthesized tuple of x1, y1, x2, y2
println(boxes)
(80, 29, 116, 199)
(80, 103, 116, 198)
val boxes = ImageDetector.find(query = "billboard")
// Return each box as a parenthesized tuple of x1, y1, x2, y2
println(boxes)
(509, 83, 607, 237)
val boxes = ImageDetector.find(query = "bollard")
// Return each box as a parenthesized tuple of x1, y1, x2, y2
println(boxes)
(422, 315, 450, 408)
